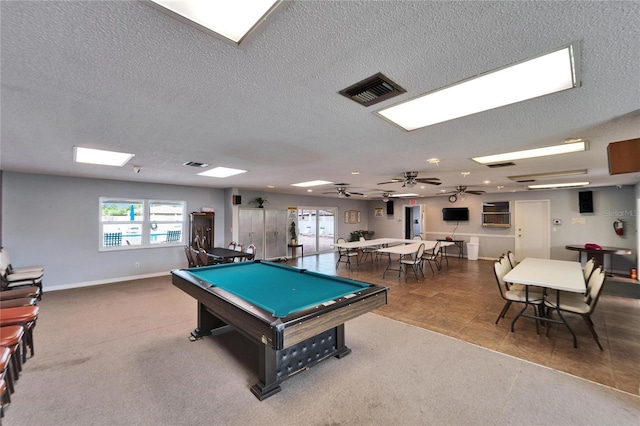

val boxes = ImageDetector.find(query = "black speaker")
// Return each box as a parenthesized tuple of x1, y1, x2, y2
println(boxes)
(579, 191, 593, 213)
(386, 201, 394, 215)
(232, 195, 241, 205)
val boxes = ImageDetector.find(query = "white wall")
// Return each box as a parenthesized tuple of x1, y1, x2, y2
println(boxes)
(2, 172, 224, 290)
(366, 186, 638, 273)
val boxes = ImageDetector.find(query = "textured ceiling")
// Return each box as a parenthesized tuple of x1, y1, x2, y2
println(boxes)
(1, 1, 639, 199)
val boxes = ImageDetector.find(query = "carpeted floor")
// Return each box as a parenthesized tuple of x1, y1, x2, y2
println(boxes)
(3, 275, 639, 425)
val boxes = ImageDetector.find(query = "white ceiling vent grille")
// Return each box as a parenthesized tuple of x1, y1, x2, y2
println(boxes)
(339, 73, 406, 107)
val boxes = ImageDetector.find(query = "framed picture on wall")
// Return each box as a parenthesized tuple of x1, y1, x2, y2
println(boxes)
(349, 210, 357, 224)
(357, 211, 361, 223)
(375, 207, 383, 217)
(345, 211, 350, 224)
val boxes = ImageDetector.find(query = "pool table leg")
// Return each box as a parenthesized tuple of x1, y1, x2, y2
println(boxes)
(252, 345, 282, 400)
(191, 302, 228, 340)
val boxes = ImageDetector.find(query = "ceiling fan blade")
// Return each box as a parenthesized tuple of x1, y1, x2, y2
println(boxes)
(377, 180, 402, 185)
(415, 179, 442, 186)
(347, 191, 364, 196)
(415, 177, 440, 181)
(467, 191, 486, 195)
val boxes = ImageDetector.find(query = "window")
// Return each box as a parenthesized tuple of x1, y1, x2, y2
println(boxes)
(100, 198, 185, 250)
(482, 201, 511, 227)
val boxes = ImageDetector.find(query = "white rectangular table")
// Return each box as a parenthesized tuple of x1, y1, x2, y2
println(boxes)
(503, 258, 585, 347)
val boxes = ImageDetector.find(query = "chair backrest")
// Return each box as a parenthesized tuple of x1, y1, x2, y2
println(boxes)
(493, 260, 509, 298)
(227, 242, 236, 250)
(104, 232, 122, 247)
(246, 244, 256, 260)
(585, 266, 605, 305)
(416, 243, 425, 260)
(507, 251, 516, 268)
(359, 236, 366, 242)
(235, 244, 244, 252)
(197, 249, 210, 267)
(166, 230, 181, 243)
(500, 255, 512, 272)
(336, 238, 347, 254)
(583, 258, 596, 282)
(184, 246, 197, 268)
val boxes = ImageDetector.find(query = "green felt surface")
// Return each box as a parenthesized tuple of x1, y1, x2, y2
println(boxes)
(187, 262, 369, 317)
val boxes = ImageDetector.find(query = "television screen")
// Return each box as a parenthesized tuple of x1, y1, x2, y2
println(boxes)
(442, 207, 469, 221)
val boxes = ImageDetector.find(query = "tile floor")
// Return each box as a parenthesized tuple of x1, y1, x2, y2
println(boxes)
(286, 252, 640, 396)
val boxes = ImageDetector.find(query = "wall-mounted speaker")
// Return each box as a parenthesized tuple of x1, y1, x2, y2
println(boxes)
(232, 195, 242, 205)
(386, 200, 394, 215)
(578, 191, 593, 213)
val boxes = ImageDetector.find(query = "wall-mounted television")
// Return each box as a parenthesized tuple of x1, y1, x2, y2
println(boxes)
(442, 207, 469, 221)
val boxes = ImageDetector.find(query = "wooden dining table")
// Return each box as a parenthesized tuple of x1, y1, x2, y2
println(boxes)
(503, 257, 586, 347)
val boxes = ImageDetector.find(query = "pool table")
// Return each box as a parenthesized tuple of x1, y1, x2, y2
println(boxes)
(171, 260, 388, 400)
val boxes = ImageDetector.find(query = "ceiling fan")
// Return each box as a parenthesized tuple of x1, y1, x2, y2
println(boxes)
(322, 184, 364, 198)
(377, 171, 441, 188)
(441, 185, 486, 203)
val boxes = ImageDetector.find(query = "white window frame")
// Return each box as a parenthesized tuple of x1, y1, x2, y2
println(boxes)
(99, 197, 186, 251)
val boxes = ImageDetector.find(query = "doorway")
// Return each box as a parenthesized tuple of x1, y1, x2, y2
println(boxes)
(297, 207, 337, 254)
(404, 205, 421, 239)
(514, 199, 550, 261)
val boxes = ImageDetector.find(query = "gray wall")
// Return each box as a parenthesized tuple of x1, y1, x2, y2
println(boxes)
(367, 186, 638, 273)
(2, 172, 224, 290)
(2, 172, 638, 291)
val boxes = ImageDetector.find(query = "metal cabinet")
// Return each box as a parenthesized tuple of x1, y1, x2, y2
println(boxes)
(238, 208, 265, 259)
(264, 209, 287, 260)
(238, 208, 287, 260)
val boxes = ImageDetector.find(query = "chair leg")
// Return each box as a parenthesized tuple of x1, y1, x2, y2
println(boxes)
(582, 314, 603, 350)
(496, 301, 512, 324)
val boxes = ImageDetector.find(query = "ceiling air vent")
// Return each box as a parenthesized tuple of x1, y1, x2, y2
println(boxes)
(183, 161, 209, 168)
(486, 162, 516, 168)
(339, 73, 406, 107)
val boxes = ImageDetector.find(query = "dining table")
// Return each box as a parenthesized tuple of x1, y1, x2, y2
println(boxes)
(503, 257, 586, 347)
(206, 247, 252, 263)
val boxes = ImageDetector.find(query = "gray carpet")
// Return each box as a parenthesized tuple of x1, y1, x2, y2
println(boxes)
(4, 276, 639, 426)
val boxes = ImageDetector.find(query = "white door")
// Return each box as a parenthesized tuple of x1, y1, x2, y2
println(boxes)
(514, 200, 550, 261)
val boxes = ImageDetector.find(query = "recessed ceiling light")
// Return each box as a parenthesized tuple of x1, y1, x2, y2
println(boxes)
(198, 166, 247, 178)
(528, 182, 589, 189)
(291, 180, 333, 187)
(74, 147, 134, 167)
(148, 0, 282, 45)
(472, 141, 587, 165)
(351, 171, 361, 175)
(426, 158, 440, 165)
(267, 185, 275, 189)
(307, 189, 313, 192)
(377, 44, 578, 131)
(461, 171, 470, 177)
(483, 180, 491, 184)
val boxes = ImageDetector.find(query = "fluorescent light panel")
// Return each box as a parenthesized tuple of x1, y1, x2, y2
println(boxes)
(74, 147, 134, 167)
(291, 180, 333, 187)
(377, 45, 578, 131)
(148, 0, 280, 45)
(472, 141, 586, 165)
(508, 169, 587, 181)
(198, 167, 247, 178)
(528, 182, 589, 189)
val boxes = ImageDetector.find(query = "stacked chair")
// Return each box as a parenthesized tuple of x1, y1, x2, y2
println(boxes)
(0, 248, 42, 421)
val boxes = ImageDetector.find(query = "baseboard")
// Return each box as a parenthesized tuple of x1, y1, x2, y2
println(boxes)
(45, 271, 171, 292)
